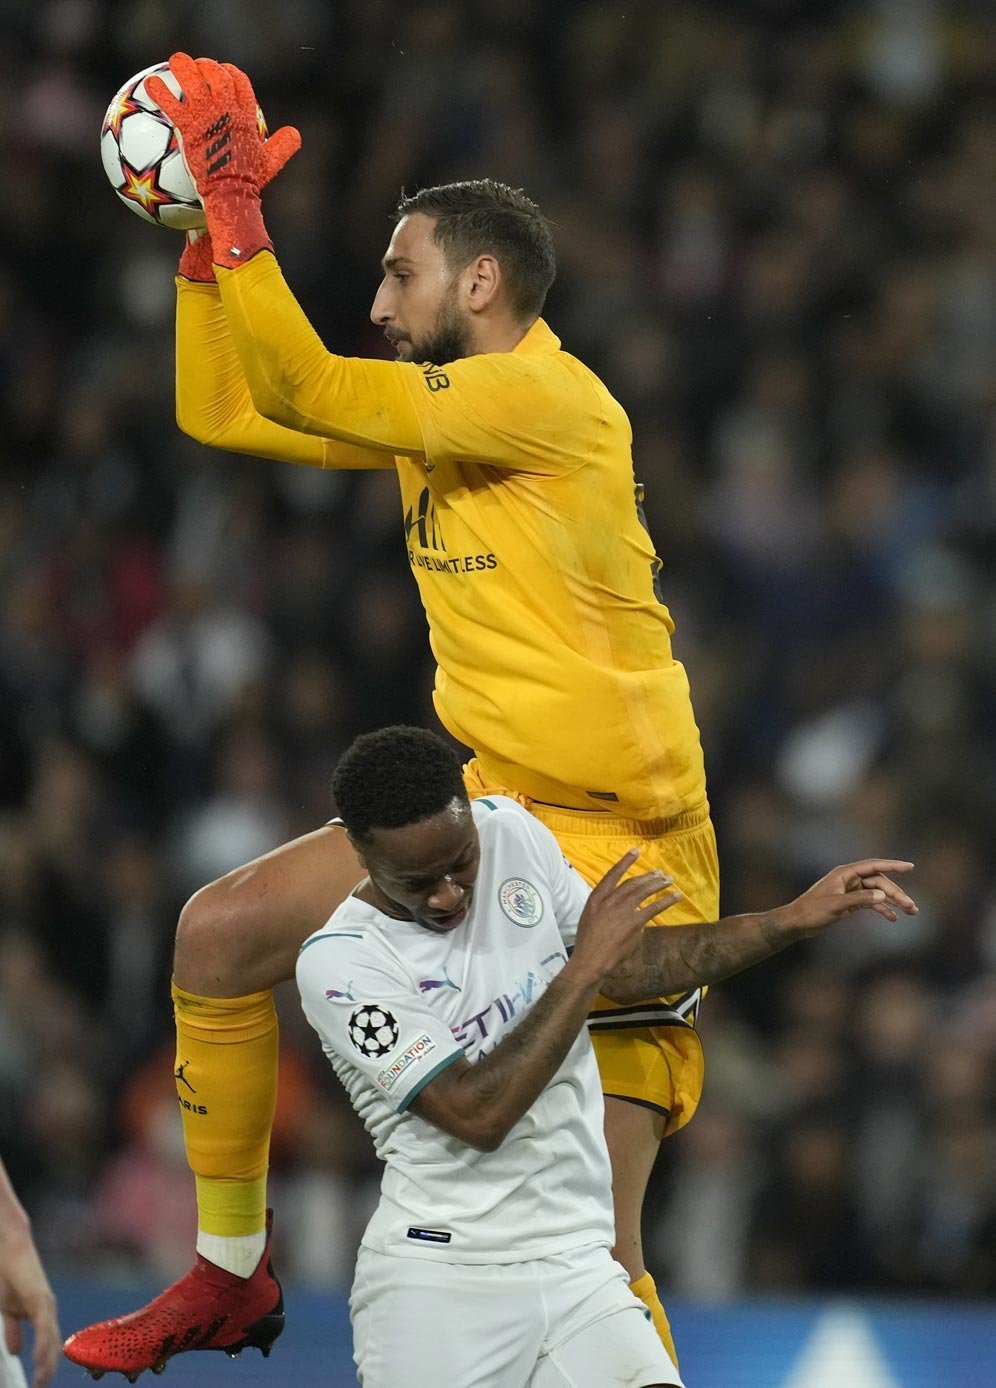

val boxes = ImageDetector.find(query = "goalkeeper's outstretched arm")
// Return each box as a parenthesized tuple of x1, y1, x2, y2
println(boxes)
(176, 276, 393, 471)
(154, 54, 580, 471)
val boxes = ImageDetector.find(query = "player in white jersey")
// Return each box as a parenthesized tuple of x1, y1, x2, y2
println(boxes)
(296, 726, 917, 1388)
(299, 799, 609, 1266)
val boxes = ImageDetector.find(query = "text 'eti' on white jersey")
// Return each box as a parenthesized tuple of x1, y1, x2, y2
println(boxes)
(296, 795, 613, 1264)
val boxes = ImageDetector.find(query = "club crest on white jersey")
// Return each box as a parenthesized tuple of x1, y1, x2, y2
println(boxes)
(499, 877, 543, 927)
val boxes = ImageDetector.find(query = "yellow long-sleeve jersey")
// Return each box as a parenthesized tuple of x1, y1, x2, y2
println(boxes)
(177, 256, 708, 821)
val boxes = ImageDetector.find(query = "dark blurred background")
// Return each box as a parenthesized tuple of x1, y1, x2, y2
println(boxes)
(2, 0, 996, 1311)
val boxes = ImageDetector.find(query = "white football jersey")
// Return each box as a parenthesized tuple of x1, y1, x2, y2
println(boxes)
(296, 795, 614, 1263)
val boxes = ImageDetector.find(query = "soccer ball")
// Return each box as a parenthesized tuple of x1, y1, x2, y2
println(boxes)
(349, 1006, 400, 1059)
(100, 62, 204, 231)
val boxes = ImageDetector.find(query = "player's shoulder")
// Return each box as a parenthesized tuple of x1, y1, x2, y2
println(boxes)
(475, 339, 631, 447)
(296, 899, 376, 974)
(471, 794, 556, 856)
(450, 335, 589, 398)
(471, 791, 531, 825)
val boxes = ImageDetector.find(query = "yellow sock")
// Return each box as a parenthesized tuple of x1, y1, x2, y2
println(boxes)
(629, 1271, 679, 1370)
(172, 981, 279, 1237)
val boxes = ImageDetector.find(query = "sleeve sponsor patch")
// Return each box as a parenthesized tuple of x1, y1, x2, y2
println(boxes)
(348, 1004, 400, 1058)
(376, 1032, 438, 1093)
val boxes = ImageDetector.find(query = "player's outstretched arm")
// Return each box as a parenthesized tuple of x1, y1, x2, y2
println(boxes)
(600, 859, 917, 1005)
(157, 63, 393, 474)
(411, 853, 681, 1151)
(175, 271, 393, 470)
(149, 54, 430, 458)
(154, 55, 578, 470)
(0, 1161, 60, 1388)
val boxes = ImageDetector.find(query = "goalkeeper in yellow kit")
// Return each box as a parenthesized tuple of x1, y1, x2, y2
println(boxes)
(67, 55, 718, 1379)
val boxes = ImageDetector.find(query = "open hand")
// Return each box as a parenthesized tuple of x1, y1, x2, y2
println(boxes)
(782, 859, 917, 937)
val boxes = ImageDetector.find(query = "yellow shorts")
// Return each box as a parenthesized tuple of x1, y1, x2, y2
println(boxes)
(462, 759, 720, 1138)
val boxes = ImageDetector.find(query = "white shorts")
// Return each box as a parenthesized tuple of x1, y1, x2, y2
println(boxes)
(350, 1242, 683, 1388)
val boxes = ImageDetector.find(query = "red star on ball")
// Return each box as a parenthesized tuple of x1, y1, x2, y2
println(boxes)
(119, 164, 173, 217)
(103, 90, 142, 139)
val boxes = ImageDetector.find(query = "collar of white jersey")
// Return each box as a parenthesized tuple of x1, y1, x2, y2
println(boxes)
(513, 317, 561, 356)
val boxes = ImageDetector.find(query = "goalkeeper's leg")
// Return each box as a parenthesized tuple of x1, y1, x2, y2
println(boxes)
(63, 825, 364, 1380)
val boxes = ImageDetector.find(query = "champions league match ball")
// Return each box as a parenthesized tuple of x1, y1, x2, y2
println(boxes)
(100, 63, 205, 230)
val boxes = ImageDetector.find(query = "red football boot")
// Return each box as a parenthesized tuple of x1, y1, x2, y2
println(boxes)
(63, 1211, 283, 1381)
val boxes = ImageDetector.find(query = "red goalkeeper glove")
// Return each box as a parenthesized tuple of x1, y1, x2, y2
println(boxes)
(175, 77, 299, 284)
(176, 75, 298, 284)
(178, 228, 216, 282)
(148, 53, 300, 271)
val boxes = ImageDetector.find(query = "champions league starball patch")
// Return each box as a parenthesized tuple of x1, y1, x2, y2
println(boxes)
(499, 877, 543, 927)
(348, 1004, 401, 1058)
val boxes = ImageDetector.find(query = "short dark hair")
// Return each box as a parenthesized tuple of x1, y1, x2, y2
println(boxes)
(393, 179, 557, 319)
(331, 726, 468, 843)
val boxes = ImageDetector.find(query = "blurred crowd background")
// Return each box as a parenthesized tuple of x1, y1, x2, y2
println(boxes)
(2, 0, 996, 1306)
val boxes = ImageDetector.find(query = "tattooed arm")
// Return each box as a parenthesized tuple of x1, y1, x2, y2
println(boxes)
(600, 910, 795, 1005)
(411, 856, 917, 1149)
(410, 968, 605, 1150)
(411, 850, 680, 1151)
(600, 858, 918, 1005)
